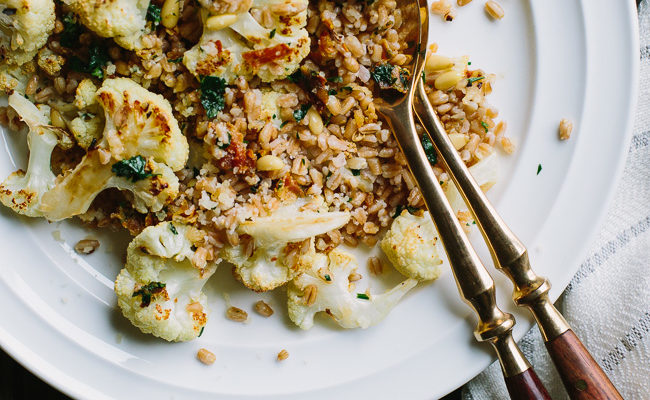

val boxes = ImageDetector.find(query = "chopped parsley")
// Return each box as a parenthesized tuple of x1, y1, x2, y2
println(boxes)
(169, 223, 178, 235)
(356, 293, 370, 300)
(467, 76, 485, 85)
(293, 104, 311, 122)
(133, 282, 166, 308)
(422, 71, 426, 82)
(60, 13, 82, 48)
(324, 274, 331, 281)
(371, 63, 396, 87)
(269, 28, 276, 38)
(218, 132, 231, 149)
(146, 4, 162, 27)
(327, 75, 343, 83)
(287, 69, 304, 83)
(111, 155, 155, 182)
(168, 57, 183, 63)
(393, 204, 419, 218)
(350, 169, 361, 176)
(250, 182, 260, 193)
(421, 134, 437, 165)
(193, 167, 200, 177)
(480, 121, 489, 133)
(280, 120, 289, 128)
(328, 88, 338, 95)
(200, 76, 227, 119)
(198, 327, 205, 337)
(537, 164, 542, 175)
(69, 43, 109, 79)
(341, 86, 353, 91)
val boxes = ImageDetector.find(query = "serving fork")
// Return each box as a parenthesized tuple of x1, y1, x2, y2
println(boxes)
(413, 78, 623, 398)
(373, 0, 550, 398)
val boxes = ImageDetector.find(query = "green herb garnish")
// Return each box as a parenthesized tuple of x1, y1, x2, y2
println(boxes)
(146, 4, 162, 27)
(60, 13, 82, 48)
(198, 327, 205, 337)
(133, 282, 166, 307)
(467, 76, 485, 85)
(324, 274, 332, 281)
(480, 121, 489, 133)
(69, 43, 109, 79)
(371, 64, 396, 87)
(421, 134, 437, 165)
(293, 104, 311, 122)
(288, 69, 304, 83)
(350, 169, 361, 176)
(269, 28, 276, 38)
(328, 88, 338, 95)
(200, 76, 227, 119)
(169, 223, 178, 235)
(168, 57, 183, 63)
(356, 293, 370, 300)
(393, 205, 419, 218)
(111, 155, 154, 182)
(537, 164, 542, 175)
(327, 75, 343, 83)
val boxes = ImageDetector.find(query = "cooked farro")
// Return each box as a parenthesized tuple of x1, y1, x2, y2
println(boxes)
(0, 0, 514, 337)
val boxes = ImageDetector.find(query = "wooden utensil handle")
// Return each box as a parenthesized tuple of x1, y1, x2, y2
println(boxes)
(545, 329, 622, 399)
(504, 367, 551, 400)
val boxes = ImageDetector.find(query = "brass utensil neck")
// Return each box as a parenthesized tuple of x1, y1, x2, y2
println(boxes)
(413, 82, 570, 342)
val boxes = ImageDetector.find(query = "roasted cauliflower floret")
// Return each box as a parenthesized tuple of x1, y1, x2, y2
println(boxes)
(67, 79, 105, 149)
(39, 78, 189, 221)
(287, 249, 418, 330)
(0, 93, 63, 216)
(0, 0, 55, 65)
(36, 47, 65, 76)
(184, 0, 310, 84)
(63, 0, 150, 50)
(0, 59, 35, 94)
(115, 222, 218, 342)
(222, 197, 350, 292)
(380, 211, 444, 281)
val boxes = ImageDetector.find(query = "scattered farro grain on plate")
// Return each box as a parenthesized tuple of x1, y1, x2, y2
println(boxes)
(197, 348, 216, 365)
(254, 300, 274, 317)
(74, 239, 100, 255)
(226, 306, 248, 322)
(559, 118, 574, 141)
(277, 349, 289, 361)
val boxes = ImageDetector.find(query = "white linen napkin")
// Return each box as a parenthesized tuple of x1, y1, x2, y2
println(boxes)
(462, 2, 650, 399)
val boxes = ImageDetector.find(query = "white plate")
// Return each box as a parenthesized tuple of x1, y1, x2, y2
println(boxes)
(0, 0, 638, 399)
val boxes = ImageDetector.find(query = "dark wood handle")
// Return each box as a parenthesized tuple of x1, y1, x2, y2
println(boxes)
(504, 367, 552, 400)
(545, 329, 622, 399)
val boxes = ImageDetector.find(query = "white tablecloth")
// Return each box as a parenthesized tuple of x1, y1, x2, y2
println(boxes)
(463, 1, 650, 398)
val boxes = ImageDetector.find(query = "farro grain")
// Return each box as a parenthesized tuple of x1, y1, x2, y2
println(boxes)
(74, 239, 100, 255)
(277, 349, 289, 361)
(485, 1, 504, 19)
(197, 348, 216, 365)
(559, 118, 573, 140)
(254, 300, 274, 317)
(226, 306, 248, 322)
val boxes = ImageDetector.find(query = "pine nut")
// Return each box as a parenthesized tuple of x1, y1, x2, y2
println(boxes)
(426, 54, 454, 72)
(307, 107, 323, 135)
(434, 70, 463, 90)
(162, 0, 181, 29)
(448, 133, 468, 150)
(50, 108, 66, 129)
(256, 155, 285, 171)
(205, 14, 238, 31)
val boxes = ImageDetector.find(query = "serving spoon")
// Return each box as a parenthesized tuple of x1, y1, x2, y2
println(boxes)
(373, 0, 549, 397)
